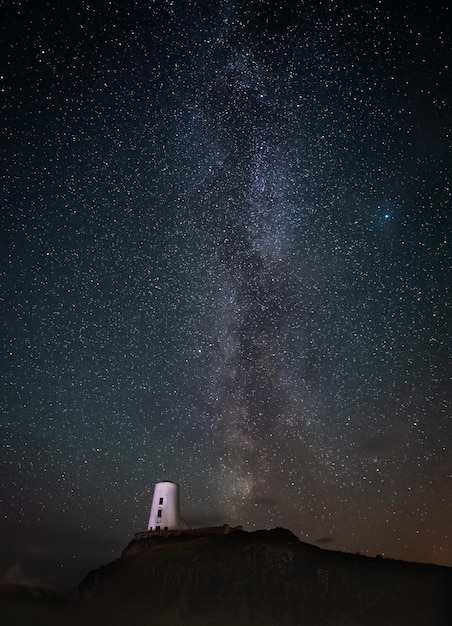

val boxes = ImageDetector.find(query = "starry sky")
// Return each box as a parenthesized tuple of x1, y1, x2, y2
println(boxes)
(1, 0, 451, 589)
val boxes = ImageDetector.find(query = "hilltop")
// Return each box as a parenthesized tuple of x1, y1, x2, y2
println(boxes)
(78, 527, 451, 625)
(1, 528, 450, 625)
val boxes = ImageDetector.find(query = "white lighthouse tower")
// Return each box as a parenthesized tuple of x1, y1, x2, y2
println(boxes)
(147, 480, 189, 531)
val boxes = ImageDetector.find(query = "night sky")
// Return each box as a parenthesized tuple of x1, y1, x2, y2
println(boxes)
(1, 0, 451, 589)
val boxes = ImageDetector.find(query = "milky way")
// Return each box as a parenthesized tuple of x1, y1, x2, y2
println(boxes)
(0, 1, 450, 587)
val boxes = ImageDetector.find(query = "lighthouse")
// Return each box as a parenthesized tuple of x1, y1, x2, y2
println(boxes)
(147, 480, 189, 531)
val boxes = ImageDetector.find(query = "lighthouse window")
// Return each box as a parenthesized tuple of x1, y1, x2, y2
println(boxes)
(159, 497, 163, 505)
(157, 509, 162, 518)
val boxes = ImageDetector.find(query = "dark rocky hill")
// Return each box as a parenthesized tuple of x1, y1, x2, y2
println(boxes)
(78, 527, 452, 626)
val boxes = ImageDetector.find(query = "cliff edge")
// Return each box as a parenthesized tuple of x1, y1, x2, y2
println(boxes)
(79, 527, 452, 626)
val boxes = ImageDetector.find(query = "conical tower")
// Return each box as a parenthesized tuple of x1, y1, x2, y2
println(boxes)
(147, 480, 189, 531)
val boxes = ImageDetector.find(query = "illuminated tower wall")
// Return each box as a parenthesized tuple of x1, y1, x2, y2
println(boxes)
(147, 481, 189, 531)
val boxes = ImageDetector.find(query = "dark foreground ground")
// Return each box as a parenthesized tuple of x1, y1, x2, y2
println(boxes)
(2, 528, 451, 625)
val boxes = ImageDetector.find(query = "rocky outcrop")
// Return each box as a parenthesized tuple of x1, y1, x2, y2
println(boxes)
(79, 528, 452, 626)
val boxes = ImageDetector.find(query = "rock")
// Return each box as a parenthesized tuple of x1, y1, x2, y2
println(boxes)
(79, 528, 452, 626)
